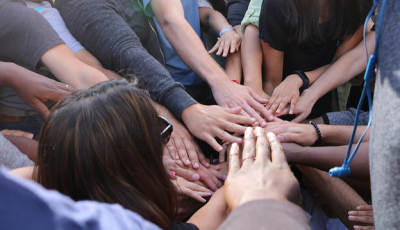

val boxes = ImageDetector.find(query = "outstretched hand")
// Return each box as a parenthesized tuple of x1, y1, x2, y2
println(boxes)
(208, 30, 241, 57)
(224, 127, 301, 210)
(348, 205, 374, 230)
(211, 81, 273, 127)
(14, 72, 75, 119)
(263, 121, 318, 146)
(267, 75, 302, 115)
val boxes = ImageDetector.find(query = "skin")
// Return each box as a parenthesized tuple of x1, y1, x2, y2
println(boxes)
(225, 127, 302, 210)
(150, 0, 273, 126)
(349, 205, 374, 230)
(0, 62, 75, 118)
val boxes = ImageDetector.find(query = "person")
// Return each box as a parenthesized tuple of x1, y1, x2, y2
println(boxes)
(369, 0, 400, 228)
(258, 0, 372, 118)
(0, 128, 310, 229)
(54, 0, 262, 158)
(0, 0, 108, 136)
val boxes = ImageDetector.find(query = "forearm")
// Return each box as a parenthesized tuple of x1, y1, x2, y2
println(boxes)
(199, 8, 232, 35)
(289, 143, 370, 180)
(319, 125, 369, 145)
(75, 49, 121, 80)
(4, 135, 38, 162)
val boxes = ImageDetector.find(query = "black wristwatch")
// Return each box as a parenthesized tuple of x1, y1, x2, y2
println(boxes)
(292, 70, 310, 92)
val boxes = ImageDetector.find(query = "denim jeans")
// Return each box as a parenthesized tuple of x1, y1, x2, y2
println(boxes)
(0, 113, 44, 139)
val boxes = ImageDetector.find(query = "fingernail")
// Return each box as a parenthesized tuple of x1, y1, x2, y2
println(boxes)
(235, 137, 242, 143)
(175, 155, 179, 160)
(289, 110, 293, 114)
(354, 226, 360, 230)
(249, 118, 256, 122)
(276, 109, 280, 113)
(205, 162, 210, 167)
(197, 191, 214, 196)
(220, 157, 225, 163)
(268, 116, 274, 121)
(217, 146, 223, 152)
(185, 159, 191, 165)
(222, 175, 227, 180)
(348, 211, 355, 215)
(27, 134, 34, 139)
(260, 121, 267, 127)
(255, 127, 264, 135)
(194, 162, 199, 168)
(278, 135, 284, 142)
(191, 173, 200, 181)
(348, 216, 355, 220)
(200, 198, 207, 203)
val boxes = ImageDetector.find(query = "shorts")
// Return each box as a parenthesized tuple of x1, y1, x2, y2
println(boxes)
(240, 0, 263, 33)
(322, 108, 370, 126)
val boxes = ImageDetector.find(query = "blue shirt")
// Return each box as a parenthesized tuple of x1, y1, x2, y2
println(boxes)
(142, 0, 204, 87)
(0, 167, 160, 230)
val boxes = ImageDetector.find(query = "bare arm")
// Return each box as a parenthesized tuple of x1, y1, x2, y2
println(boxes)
(3, 135, 38, 162)
(283, 142, 370, 181)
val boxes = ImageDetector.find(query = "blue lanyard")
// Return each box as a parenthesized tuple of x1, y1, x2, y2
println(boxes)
(329, 0, 387, 178)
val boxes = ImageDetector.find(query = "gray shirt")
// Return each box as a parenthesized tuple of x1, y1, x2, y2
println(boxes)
(0, 133, 33, 169)
(370, 0, 400, 228)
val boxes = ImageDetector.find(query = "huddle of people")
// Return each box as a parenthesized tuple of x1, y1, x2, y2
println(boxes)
(0, 0, 398, 229)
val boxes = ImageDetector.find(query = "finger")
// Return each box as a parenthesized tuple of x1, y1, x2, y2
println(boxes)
(228, 143, 240, 174)
(209, 166, 226, 181)
(231, 38, 239, 53)
(2, 130, 34, 139)
(353, 226, 374, 230)
(208, 42, 219, 54)
(214, 127, 243, 144)
(249, 88, 269, 104)
(240, 103, 269, 127)
(222, 40, 231, 57)
(204, 134, 224, 153)
(198, 171, 220, 191)
(216, 41, 225, 56)
(255, 127, 270, 164)
(356, 205, 373, 211)
(276, 97, 290, 114)
(178, 186, 207, 203)
(219, 148, 226, 163)
(349, 211, 374, 217)
(166, 139, 179, 160)
(348, 215, 374, 225)
(291, 112, 308, 123)
(289, 96, 298, 115)
(174, 137, 191, 167)
(267, 132, 287, 163)
(242, 127, 256, 167)
(174, 167, 200, 182)
(276, 133, 299, 144)
(182, 138, 201, 169)
(184, 180, 214, 194)
(195, 146, 210, 168)
(32, 99, 52, 119)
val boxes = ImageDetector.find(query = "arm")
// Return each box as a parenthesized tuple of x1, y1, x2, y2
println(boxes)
(264, 121, 369, 146)
(3, 135, 38, 162)
(74, 50, 122, 80)
(150, 0, 272, 125)
(292, 31, 376, 122)
(283, 142, 370, 180)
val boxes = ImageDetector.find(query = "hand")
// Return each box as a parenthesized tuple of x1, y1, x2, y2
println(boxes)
(263, 121, 318, 146)
(1, 129, 34, 139)
(291, 90, 317, 123)
(348, 205, 374, 230)
(208, 30, 241, 57)
(181, 104, 256, 152)
(267, 75, 302, 115)
(172, 176, 214, 203)
(13, 73, 75, 119)
(225, 127, 301, 210)
(162, 149, 201, 182)
(211, 81, 273, 127)
(165, 119, 210, 169)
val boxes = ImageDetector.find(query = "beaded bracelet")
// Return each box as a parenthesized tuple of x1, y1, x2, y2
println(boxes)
(309, 121, 322, 145)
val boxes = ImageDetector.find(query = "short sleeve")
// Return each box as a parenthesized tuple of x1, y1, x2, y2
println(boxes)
(198, 0, 212, 9)
(259, 0, 287, 51)
(227, 0, 249, 26)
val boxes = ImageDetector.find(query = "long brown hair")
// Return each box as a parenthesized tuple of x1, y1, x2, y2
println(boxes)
(34, 78, 176, 229)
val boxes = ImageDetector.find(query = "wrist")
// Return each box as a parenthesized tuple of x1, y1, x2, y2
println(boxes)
(181, 103, 200, 125)
(218, 26, 235, 39)
(292, 70, 310, 91)
(235, 190, 287, 210)
(286, 74, 304, 89)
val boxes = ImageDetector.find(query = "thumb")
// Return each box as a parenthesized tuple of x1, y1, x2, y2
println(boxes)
(277, 133, 297, 143)
(224, 106, 242, 114)
(31, 99, 51, 119)
(291, 112, 308, 123)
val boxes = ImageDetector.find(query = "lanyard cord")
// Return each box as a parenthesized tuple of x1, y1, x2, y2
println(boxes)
(329, 0, 387, 177)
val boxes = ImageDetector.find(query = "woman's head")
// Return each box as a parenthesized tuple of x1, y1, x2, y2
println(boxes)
(35, 78, 176, 229)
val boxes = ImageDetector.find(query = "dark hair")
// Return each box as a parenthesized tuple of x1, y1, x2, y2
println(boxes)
(277, 0, 372, 46)
(34, 78, 176, 229)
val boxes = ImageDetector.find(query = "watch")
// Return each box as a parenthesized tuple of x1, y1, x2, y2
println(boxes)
(292, 70, 310, 92)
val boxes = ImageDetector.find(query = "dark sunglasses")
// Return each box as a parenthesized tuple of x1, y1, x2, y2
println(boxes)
(159, 116, 173, 144)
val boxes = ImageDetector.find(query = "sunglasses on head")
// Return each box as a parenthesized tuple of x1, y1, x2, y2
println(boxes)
(159, 116, 173, 144)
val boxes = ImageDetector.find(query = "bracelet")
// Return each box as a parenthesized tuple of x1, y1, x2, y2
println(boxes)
(292, 70, 310, 92)
(231, 80, 240, 84)
(309, 121, 322, 145)
(218, 26, 235, 40)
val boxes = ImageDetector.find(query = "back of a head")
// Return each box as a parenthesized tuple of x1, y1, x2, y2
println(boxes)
(35, 78, 176, 229)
